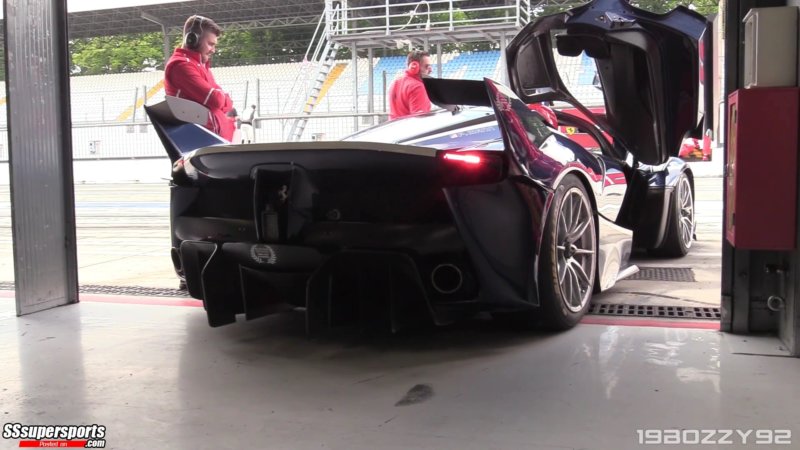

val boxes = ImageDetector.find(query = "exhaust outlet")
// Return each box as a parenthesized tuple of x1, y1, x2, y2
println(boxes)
(431, 264, 463, 295)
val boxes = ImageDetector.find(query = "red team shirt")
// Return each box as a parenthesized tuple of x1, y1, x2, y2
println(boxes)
(389, 70, 432, 120)
(164, 47, 235, 141)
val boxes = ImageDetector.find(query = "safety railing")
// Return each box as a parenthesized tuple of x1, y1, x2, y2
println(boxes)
(70, 87, 156, 123)
(326, 0, 533, 37)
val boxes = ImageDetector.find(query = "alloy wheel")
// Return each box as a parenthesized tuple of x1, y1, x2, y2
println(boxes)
(555, 187, 596, 313)
(677, 176, 694, 250)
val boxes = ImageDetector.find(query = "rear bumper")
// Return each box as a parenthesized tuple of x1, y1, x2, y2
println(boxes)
(178, 231, 481, 330)
(170, 151, 550, 329)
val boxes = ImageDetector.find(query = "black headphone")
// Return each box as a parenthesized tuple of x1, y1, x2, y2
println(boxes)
(184, 15, 209, 50)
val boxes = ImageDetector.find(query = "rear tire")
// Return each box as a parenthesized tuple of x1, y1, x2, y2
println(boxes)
(537, 174, 597, 330)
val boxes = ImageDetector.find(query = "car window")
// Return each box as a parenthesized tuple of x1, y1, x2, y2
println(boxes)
(516, 104, 553, 150)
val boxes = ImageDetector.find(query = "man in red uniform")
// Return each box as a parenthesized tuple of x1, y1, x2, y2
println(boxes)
(389, 50, 433, 120)
(164, 15, 235, 141)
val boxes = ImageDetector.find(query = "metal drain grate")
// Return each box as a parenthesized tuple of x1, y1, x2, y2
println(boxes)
(81, 285, 188, 297)
(589, 303, 720, 320)
(0, 282, 188, 298)
(628, 267, 696, 282)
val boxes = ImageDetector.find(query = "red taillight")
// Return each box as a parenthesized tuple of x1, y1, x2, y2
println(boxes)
(437, 151, 505, 186)
(443, 153, 482, 165)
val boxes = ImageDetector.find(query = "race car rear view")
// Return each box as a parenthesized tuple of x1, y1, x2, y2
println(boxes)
(146, 0, 708, 332)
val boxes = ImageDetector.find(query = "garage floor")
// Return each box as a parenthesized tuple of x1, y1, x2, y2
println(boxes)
(1, 296, 797, 450)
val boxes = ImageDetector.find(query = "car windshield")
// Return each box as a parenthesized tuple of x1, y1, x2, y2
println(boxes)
(343, 107, 495, 144)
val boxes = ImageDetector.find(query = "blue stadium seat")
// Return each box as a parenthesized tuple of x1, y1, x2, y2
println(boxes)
(441, 51, 500, 80)
(576, 52, 597, 85)
(359, 56, 407, 95)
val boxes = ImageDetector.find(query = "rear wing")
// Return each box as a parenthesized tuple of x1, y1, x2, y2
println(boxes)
(144, 96, 227, 162)
(422, 78, 491, 109)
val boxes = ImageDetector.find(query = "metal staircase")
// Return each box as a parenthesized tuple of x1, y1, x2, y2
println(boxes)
(284, 5, 343, 141)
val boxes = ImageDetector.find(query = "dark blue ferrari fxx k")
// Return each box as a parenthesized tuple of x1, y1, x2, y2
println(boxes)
(146, 0, 710, 331)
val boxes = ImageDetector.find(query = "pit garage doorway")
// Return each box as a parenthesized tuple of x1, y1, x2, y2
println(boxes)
(2, 0, 796, 351)
(0, 2, 796, 354)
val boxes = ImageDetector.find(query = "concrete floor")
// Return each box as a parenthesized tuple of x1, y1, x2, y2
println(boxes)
(0, 297, 797, 450)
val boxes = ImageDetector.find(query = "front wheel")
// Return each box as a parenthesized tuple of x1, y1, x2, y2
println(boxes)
(538, 174, 597, 330)
(654, 172, 695, 257)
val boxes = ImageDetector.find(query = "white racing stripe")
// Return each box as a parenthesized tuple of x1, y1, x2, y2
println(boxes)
(203, 88, 216, 105)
